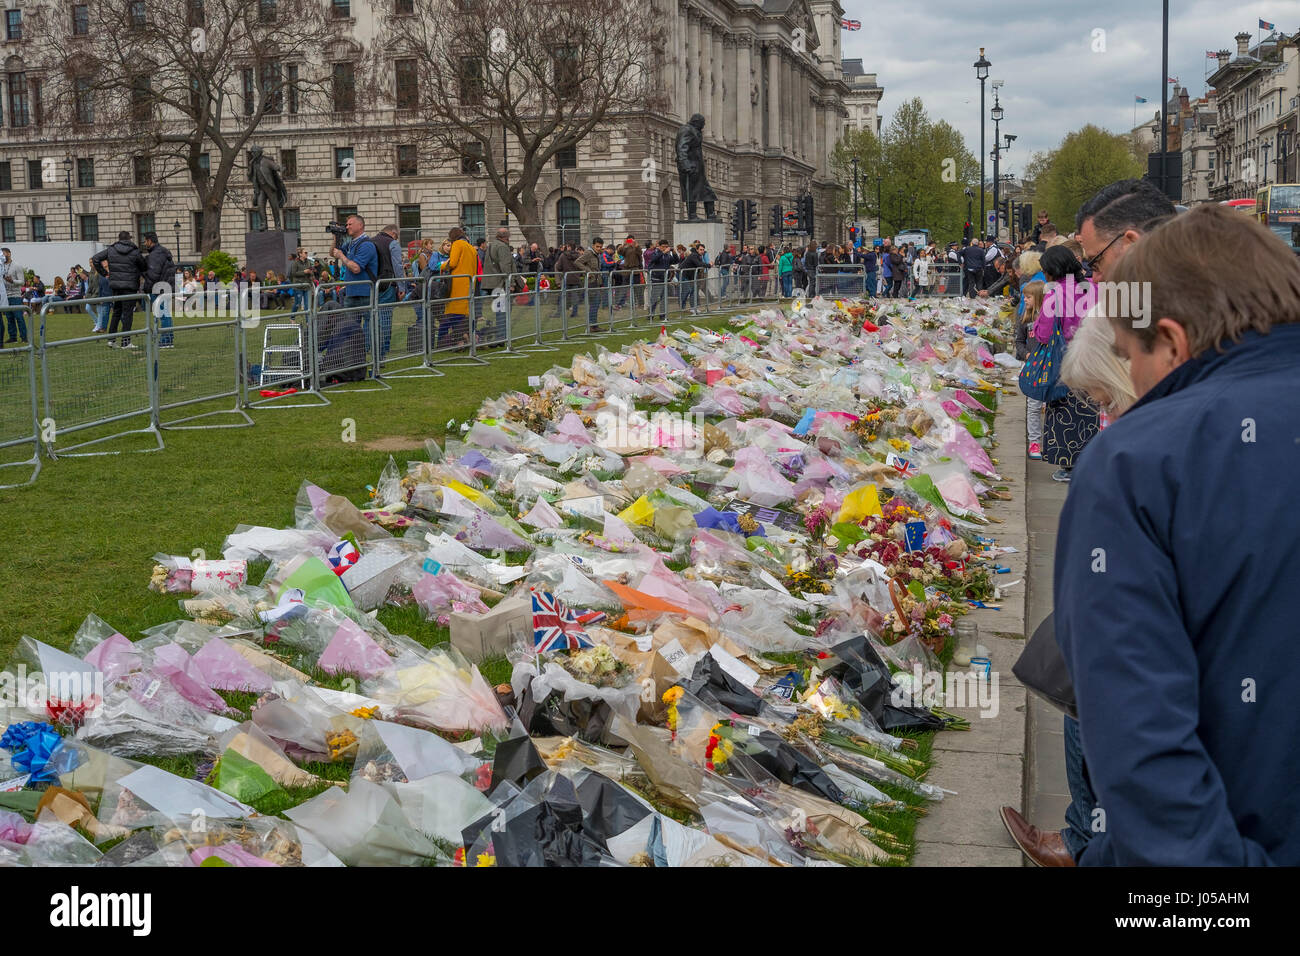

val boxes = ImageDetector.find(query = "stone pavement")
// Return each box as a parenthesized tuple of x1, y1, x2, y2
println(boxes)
(913, 385, 1067, 865)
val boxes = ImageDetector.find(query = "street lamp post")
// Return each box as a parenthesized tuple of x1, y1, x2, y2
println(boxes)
(173, 219, 181, 258)
(62, 157, 74, 241)
(1262, 142, 1273, 187)
(992, 133, 1015, 241)
(965, 189, 974, 241)
(875, 174, 882, 239)
(973, 48, 991, 242)
(851, 156, 859, 224)
(990, 84, 1004, 240)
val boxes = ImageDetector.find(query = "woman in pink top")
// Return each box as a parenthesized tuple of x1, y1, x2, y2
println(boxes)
(1037, 246, 1101, 482)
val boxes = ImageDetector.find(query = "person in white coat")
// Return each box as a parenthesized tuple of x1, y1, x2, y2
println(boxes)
(910, 248, 931, 298)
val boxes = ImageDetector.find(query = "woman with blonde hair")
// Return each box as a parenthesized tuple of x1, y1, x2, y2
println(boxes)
(1060, 312, 1137, 421)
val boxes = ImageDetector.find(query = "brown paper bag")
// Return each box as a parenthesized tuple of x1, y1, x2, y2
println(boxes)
(450, 595, 531, 663)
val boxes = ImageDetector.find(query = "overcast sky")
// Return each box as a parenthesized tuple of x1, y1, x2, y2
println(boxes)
(842, 1, 1300, 173)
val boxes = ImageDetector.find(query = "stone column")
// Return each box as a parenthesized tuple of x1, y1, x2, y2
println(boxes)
(702, 22, 714, 133)
(736, 39, 753, 147)
(723, 35, 737, 147)
(766, 44, 780, 151)
(712, 29, 724, 142)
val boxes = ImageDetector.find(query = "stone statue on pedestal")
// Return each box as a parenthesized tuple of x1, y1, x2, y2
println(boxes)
(675, 113, 718, 221)
(249, 146, 288, 232)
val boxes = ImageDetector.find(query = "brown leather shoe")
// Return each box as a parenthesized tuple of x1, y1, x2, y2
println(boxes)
(1000, 806, 1077, 867)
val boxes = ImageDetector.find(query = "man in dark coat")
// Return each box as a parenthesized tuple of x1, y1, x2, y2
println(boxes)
(1055, 204, 1300, 865)
(142, 231, 176, 348)
(91, 231, 147, 348)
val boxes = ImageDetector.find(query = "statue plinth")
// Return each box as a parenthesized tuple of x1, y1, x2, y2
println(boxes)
(244, 231, 297, 277)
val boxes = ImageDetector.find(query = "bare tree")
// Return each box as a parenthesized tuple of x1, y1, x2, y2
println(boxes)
(26, 0, 345, 253)
(372, 0, 665, 249)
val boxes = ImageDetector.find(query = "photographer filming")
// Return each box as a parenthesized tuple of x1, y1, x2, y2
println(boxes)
(327, 214, 379, 346)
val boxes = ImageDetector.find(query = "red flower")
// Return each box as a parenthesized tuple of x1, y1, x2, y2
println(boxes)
(817, 651, 829, 659)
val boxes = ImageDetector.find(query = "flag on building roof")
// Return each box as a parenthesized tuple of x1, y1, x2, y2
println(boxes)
(1135, 95, 1148, 104)
(1260, 18, 1275, 31)
(1168, 76, 1178, 84)
(1207, 50, 1219, 58)
(841, 18, 861, 30)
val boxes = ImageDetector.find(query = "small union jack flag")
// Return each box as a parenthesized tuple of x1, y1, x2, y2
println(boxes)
(531, 589, 601, 652)
(886, 452, 915, 477)
(841, 18, 861, 30)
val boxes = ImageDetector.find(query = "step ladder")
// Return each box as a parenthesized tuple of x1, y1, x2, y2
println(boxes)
(258, 324, 308, 389)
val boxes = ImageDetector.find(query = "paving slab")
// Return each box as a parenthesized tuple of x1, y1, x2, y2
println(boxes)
(913, 841, 1026, 867)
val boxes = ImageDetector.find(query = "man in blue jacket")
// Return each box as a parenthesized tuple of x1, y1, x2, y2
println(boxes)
(1053, 203, 1300, 865)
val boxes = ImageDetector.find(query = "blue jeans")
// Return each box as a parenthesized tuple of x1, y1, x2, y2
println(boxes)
(679, 278, 697, 310)
(1060, 715, 1097, 861)
(150, 293, 174, 346)
(376, 284, 396, 356)
(291, 289, 307, 313)
(865, 271, 877, 295)
(648, 278, 669, 319)
(4, 307, 25, 342)
(780, 273, 793, 296)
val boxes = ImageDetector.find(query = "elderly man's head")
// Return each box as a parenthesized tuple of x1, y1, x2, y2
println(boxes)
(1075, 179, 1175, 282)
(496, 227, 510, 241)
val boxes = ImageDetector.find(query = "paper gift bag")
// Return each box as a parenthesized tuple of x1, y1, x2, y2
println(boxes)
(450, 595, 532, 663)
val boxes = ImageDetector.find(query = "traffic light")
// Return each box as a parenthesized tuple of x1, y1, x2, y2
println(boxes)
(770, 204, 783, 236)
(998, 199, 1009, 230)
(963, 220, 973, 242)
(797, 194, 814, 232)
(745, 200, 758, 233)
(730, 198, 744, 239)
(1019, 203, 1032, 235)
(848, 225, 858, 246)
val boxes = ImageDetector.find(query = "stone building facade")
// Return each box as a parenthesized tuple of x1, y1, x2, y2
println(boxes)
(0, 0, 865, 266)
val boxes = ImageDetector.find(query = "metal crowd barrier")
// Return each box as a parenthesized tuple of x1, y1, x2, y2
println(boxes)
(315, 281, 391, 391)
(242, 281, 331, 408)
(152, 287, 254, 430)
(815, 264, 869, 299)
(38, 293, 164, 458)
(0, 304, 41, 487)
(930, 262, 964, 297)
(375, 275, 444, 378)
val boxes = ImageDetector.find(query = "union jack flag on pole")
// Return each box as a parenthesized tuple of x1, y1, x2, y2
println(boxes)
(531, 589, 602, 652)
(841, 18, 861, 30)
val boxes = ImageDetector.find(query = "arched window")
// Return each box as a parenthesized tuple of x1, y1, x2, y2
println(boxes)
(557, 196, 579, 246)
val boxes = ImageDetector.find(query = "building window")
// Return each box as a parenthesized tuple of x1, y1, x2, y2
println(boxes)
(460, 140, 484, 174)
(30, 216, 46, 241)
(6, 10, 21, 40)
(8, 73, 30, 127)
(460, 202, 485, 244)
(283, 207, 300, 245)
(29, 79, 40, 126)
(128, 0, 146, 30)
(259, 0, 276, 21)
(79, 214, 99, 242)
(133, 154, 151, 185)
(458, 57, 483, 104)
(130, 75, 151, 122)
(198, 152, 210, 176)
(77, 158, 94, 187)
(331, 0, 349, 17)
(555, 145, 577, 169)
(75, 78, 94, 124)
(398, 204, 420, 245)
(0, 218, 13, 242)
(192, 211, 204, 249)
(557, 196, 580, 245)
(187, 0, 203, 26)
(260, 61, 283, 114)
(334, 146, 353, 179)
(396, 144, 418, 176)
(286, 64, 299, 114)
(136, 213, 155, 238)
(0, 162, 10, 191)
(395, 58, 418, 110)
(280, 148, 296, 179)
(552, 46, 580, 98)
(26, 159, 42, 190)
(335, 205, 357, 223)
(395, 0, 413, 12)
(73, 4, 90, 35)
(332, 62, 355, 112)
(242, 68, 255, 116)
(1209, 154, 1216, 170)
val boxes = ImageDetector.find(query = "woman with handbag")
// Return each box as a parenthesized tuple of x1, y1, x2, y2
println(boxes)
(1032, 246, 1099, 482)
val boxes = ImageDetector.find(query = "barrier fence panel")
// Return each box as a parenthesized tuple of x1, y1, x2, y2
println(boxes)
(154, 287, 253, 431)
(508, 272, 559, 353)
(930, 263, 964, 297)
(315, 282, 391, 392)
(475, 271, 518, 354)
(242, 281, 331, 408)
(376, 275, 443, 379)
(0, 306, 41, 488)
(38, 294, 164, 457)
(815, 264, 868, 299)
(429, 275, 487, 369)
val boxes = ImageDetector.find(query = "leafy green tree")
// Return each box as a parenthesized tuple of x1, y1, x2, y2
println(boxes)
(1035, 126, 1144, 231)
(199, 250, 238, 282)
(831, 98, 979, 242)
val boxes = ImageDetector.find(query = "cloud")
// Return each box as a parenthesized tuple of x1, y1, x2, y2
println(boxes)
(841, 1, 1300, 167)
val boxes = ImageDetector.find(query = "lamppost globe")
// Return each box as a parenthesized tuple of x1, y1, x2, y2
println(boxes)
(974, 50, 990, 81)
(991, 103, 1004, 123)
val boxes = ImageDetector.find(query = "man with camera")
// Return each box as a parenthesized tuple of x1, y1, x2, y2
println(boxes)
(328, 214, 379, 349)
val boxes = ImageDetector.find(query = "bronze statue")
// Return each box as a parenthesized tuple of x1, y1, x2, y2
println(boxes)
(675, 113, 717, 221)
(249, 146, 288, 232)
